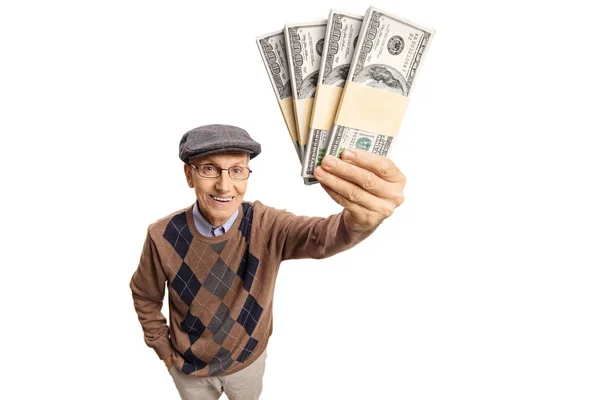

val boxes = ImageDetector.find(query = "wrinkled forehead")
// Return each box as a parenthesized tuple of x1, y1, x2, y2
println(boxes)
(191, 151, 250, 166)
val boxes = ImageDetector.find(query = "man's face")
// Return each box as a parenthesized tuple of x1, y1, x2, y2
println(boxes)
(184, 152, 250, 227)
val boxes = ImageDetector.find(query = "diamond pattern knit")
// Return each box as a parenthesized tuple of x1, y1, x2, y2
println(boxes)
(130, 200, 376, 377)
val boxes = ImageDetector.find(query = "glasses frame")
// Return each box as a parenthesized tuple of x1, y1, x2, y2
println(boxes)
(189, 163, 252, 181)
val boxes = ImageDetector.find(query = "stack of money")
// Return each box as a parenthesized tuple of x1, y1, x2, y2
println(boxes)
(256, 28, 319, 185)
(256, 30, 301, 161)
(257, 6, 435, 185)
(303, 11, 363, 179)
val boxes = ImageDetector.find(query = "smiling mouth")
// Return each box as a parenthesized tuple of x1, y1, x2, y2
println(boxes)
(210, 195, 234, 203)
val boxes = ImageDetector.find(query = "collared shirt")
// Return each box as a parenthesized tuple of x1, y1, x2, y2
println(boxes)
(192, 200, 239, 237)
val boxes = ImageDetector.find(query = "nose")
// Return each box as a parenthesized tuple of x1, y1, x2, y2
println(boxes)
(214, 170, 233, 192)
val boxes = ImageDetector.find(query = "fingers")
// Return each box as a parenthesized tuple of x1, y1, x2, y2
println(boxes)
(320, 152, 405, 202)
(340, 149, 405, 183)
(321, 185, 387, 231)
(315, 165, 395, 217)
(320, 184, 365, 215)
(320, 154, 391, 198)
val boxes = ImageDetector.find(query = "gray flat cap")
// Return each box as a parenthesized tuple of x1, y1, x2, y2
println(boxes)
(179, 124, 262, 163)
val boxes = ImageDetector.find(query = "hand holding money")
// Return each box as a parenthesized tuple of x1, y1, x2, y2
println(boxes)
(314, 149, 406, 231)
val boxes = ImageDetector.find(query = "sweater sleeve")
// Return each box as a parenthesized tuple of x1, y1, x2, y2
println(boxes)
(129, 229, 172, 360)
(256, 201, 378, 261)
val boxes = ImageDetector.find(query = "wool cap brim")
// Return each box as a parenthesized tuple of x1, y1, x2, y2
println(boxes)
(179, 124, 261, 163)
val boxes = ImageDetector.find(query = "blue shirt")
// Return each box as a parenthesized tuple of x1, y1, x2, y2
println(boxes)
(192, 200, 239, 237)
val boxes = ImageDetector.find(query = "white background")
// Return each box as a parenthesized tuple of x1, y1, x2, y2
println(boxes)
(1, 0, 599, 399)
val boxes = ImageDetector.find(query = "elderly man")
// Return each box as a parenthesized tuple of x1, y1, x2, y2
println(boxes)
(130, 124, 405, 400)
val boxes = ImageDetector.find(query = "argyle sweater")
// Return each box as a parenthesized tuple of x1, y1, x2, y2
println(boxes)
(130, 200, 376, 377)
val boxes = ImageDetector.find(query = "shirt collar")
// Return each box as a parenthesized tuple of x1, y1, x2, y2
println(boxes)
(192, 200, 239, 237)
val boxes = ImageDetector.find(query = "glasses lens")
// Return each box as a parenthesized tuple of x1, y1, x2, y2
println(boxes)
(229, 167, 249, 180)
(199, 165, 219, 177)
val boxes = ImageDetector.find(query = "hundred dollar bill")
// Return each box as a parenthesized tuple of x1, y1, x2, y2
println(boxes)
(301, 10, 363, 178)
(257, 30, 317, 185)
(324, 6, 435, 158)
(256, 30, 302, 162)
(284, 20, 327, 164)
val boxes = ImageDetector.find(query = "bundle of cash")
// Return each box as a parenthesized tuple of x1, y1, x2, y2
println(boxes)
(256, 30, 318, 185)
(302, 11, 363, 179)
(256, 6, 434, 185)
(256, 30, 301, 161)
(324, 7, 435, 160)
(283, 20, 327, 163)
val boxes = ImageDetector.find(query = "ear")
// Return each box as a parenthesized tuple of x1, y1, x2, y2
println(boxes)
(183, 163, 193, 188)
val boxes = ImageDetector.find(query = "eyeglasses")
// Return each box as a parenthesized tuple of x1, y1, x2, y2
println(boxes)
(189, 163, 252, 181)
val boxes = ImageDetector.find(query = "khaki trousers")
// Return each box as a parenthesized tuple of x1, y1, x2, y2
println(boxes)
(169, 350, 267, 400)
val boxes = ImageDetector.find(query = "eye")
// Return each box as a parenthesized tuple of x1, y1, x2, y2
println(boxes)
(201, 165, 216, 173)
(231, 167, 244, 175)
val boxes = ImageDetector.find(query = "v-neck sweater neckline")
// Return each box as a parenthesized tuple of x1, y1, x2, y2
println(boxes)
(185, 203, 244, 244)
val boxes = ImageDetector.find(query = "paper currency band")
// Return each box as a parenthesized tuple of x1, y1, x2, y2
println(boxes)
(278, 97, 299, 143)
(310, 84, 344, 131)
(293, 97, 314, 146)
(335, 81, 411, 137)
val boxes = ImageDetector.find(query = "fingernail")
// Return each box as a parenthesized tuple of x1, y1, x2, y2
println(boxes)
(314, 167, 325, 178)
(343, 149, 355, 159)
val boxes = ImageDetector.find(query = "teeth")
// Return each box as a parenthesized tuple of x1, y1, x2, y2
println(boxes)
(211, 195, 233, 202)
